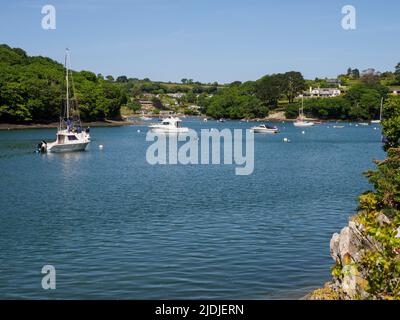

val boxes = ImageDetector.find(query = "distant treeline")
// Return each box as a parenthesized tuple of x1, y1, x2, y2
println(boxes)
(203, 72, 307, 119)
(204, 73, 393, 121)
(116, 77, 221, 96)
(0, 44, 127, 123)
(286, 83, 389, 121)
(0, 44, 397, 123)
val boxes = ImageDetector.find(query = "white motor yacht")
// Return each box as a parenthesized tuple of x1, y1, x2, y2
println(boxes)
(149, 117, 189, 133)
(250, 124, 279, 134)
(46, 129, 90, 153)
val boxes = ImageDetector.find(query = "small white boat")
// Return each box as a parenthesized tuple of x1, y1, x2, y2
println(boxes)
(149, 117, 189, 133)
(293, 96, 314, 127)
(371, 97, 384, 124)
(333, 126, 345, 129)
(41, 49, 90, 153)
(251, 124, 279, 134)
(203, 118, 208, 122)
(46, 130, 90, 153)
(293, 120, 314, 127)
(358, 123, 369, 126)
(140, 116, 152, 121)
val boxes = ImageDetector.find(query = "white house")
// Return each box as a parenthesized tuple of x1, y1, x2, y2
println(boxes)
(389, 87, 400, 95)
(308, 87, 341, 98)
(167, 93, 185, 99)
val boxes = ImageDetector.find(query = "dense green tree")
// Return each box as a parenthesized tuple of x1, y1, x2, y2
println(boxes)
(151, 97, 164, 110)
(255, 74, 285, 107)
(106, 75, 114, 82)
(282, 71, 306, 103)
(352, 68, 360, 79)
(285, 97, 351, 120)
(205, 86, 268, 119)
(116, 75, 128, 83)
(382, 96, 400, 151)
(229, 81, 242, 87)
(345, 83, 388, 120)
(395, 63, 400, 84)
(183, 91, 196, 104)
(126, 100, 141, 112)
(0, 44, 126, 123)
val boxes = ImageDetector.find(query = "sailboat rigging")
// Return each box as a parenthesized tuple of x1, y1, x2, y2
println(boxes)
(371, 97, 384, 124)
(293, 96, 314, 127)
(39, 49, 91, 153)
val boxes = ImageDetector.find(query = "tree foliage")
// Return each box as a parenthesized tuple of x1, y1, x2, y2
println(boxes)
(0, 44, 127, 123)
(347, 96, 400, 299)
(205, 85, 268, 119)
(284, 83, 389, 121)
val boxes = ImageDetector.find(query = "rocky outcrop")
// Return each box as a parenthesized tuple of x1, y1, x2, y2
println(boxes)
(309, 216, 385, 300)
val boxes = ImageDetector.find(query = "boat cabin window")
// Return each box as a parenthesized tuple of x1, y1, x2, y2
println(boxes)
(57, 135, 65, 143)
(68, 135, 78, 141)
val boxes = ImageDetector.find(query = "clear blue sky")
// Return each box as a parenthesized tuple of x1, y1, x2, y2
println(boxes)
(0, 0, 399, 83)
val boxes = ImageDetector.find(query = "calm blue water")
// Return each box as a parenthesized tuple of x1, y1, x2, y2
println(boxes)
(0, 120, 384, 299)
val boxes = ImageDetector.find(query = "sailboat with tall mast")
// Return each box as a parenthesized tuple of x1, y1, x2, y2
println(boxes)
(293, 96, 314, 127)
(43, 49, 91, 153)
(371, 97, 384, 124)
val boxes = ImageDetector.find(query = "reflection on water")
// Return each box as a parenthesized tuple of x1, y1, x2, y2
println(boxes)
(0, 121, 385, 299)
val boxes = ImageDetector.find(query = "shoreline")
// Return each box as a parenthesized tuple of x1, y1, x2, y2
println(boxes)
(0, 119, 142, 131)
(0, 117, 370, 131)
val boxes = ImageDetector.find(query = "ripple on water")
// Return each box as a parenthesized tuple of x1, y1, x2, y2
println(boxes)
(0, 122, 384, 299)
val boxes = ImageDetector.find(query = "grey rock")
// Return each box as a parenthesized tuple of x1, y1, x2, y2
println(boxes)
(330, 233, 340, 260)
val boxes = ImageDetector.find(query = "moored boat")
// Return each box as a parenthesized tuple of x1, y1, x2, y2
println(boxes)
(149, 117, 189, 133)
(40, 49, 90, 153)
(293, 96, 314, 127)
(371, 97, 384, 124)
(140, 116, 152, 121)
(250, 124, 279, 134)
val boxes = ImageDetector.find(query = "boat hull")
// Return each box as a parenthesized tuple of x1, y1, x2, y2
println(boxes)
(149, 127, 189, 134)
(47, 141, 89, 153)
(293, 122, 314, 127)
(251, 128, 279, 134)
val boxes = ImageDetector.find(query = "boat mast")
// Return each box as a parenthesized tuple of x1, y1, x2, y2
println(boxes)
(300, 95, 304, 119)
(380, 97, 384, 121)
(65, 48, 70, 120)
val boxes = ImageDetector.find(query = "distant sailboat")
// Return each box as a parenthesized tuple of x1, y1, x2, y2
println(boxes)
(41, 49, 90, 153)
(371, 97, 384, 124)
(293, 96, 314, 127)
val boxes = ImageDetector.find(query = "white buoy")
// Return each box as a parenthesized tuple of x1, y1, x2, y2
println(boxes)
(99, 144, 104, 150)
(283, 137, 289, 143)
(302, 131, 305, 134)
(137, 129, 141, 133)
